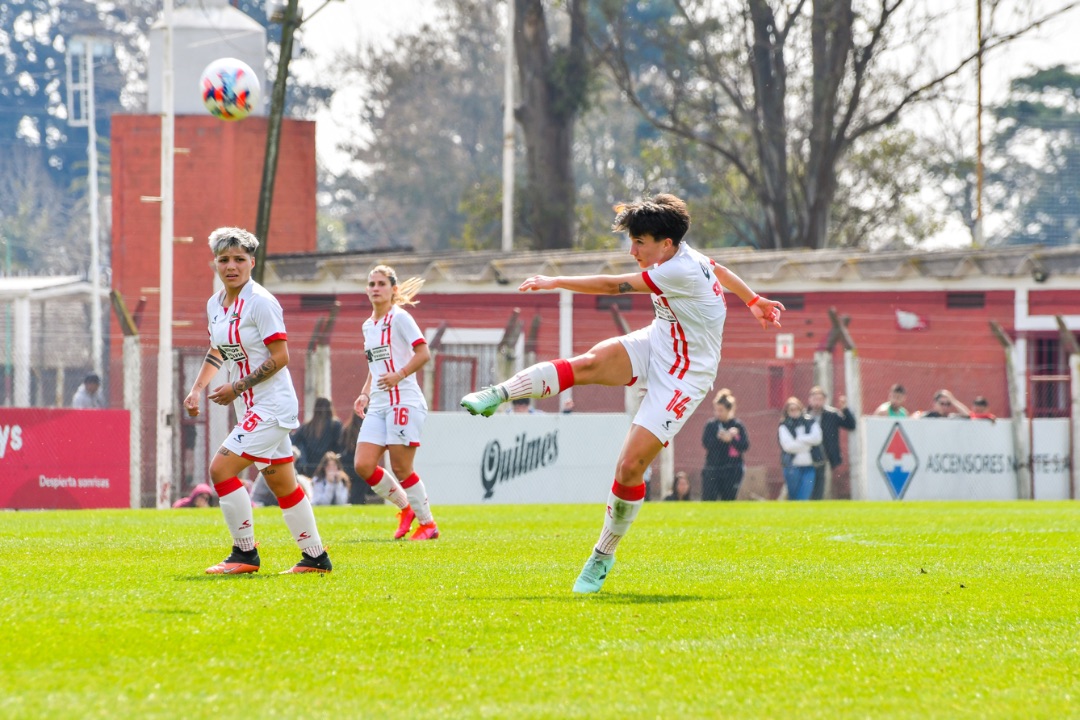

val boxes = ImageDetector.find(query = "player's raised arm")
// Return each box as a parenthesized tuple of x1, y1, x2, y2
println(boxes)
(519, 272, 650, 295)
(712, 264, 785, 329)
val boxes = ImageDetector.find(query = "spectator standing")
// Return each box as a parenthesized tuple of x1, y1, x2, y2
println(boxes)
(664, 471, 692, 501)
(291, 397, 343, 478)
(873, 383, 908, 417)
(72, 373, 107, 409)
(916, 389, 971, 418)
(778, 397, 823, 501)
(969, 396, 997, 420)
(310, 451, 350, 506)
(338, 411, 368, 504)
(700, 389, 750, 501)
(807, 386, 856, 500)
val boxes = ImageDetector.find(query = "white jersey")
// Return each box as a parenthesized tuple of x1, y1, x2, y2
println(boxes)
(362, 305, 428, 411)
(640, 242, 727, 389)
(205, 280, 300, 429)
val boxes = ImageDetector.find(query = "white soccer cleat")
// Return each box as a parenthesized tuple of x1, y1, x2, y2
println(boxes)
(572, 550, 615, 594)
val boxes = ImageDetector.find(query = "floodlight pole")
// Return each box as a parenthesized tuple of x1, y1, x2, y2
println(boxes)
(975, 0, 985, 247)
(501, 0, 516, 252)
(156, 0, 176, 509)
(253, 0, 300, 282)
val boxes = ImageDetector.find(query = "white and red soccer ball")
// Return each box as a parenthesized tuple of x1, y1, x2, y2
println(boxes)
(199, 58, 260, 121)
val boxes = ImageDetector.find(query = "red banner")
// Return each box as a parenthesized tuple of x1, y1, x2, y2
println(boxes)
(0, 409, 131, 509)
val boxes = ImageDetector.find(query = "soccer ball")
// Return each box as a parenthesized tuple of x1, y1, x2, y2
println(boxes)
(199, 58, 260, 121)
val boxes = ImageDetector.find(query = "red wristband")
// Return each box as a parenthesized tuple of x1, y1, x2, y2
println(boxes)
(747, 295, 761, 307)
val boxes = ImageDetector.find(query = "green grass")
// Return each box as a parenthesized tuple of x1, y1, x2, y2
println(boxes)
(1, 501, 1078, 719)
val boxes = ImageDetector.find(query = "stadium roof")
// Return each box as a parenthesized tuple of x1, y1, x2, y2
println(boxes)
(264, 244, 1080, 294)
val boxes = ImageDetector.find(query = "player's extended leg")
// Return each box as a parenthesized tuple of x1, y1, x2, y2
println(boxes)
(205, 449, 260, 574)
(574, 424, 665, 594)
(263, 461, 332, 573)
(354, 442, 413, 537)
(462, 336, 634, 416)
(389, 445, 438, 541)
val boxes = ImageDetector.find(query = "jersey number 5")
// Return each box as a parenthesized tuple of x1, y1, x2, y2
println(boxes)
(241, 410, 262, 432)
(666, 390, 691, 420)
(393, 407, 410, 426)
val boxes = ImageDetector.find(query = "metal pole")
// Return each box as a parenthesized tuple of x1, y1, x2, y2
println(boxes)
(975, 0, 985, 247)
(86, 41, 103, 378)
(254, 0, 300, 281)
(156, 0, 176, 509)
(501, 0, 516, 252)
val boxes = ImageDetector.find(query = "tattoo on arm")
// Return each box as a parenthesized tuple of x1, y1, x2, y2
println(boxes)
(232, 358, 278, 395)
(205, 351, 223, 369)
(617, 282, 633, 294)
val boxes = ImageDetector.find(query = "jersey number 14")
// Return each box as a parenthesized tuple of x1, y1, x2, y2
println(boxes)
(666, 390, 691, 420)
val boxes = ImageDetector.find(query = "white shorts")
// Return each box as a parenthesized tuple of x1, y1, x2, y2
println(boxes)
(618, 327, 710, 445)
(221, 408, 295, 470)
(357, 404, 427, 448)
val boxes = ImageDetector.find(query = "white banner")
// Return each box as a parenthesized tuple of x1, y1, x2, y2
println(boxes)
(415, 412, 632, 504)
(863, 417, 1073, 501)
(1032, 418, 1071, 500)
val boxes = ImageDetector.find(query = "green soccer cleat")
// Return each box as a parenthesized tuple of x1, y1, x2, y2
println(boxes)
(572, 550, 615, 594)
(460, 386, 506, 417)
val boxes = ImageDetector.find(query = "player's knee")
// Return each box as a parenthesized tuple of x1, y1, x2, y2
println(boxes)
(390, 462, 411, 480)
(614, 457, 648, 484)
(355, 460, 377, 480)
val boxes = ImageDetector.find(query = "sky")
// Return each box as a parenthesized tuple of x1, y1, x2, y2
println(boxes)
(296, 0, 1080, 246)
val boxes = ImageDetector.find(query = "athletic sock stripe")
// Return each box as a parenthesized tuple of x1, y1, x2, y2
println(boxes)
(364, 466, 385, 487)
(553, 359, 575, 391)
(214, 477, 243, 497)
(278, 486, 306, 509)
(401, 473, 421, 489)
(611, 480, 646, 501)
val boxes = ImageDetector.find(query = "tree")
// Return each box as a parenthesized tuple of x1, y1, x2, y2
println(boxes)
(329, 0, 506, 251)
(513, 0, 592, 250)
(593, 0, 1079, 250)
(988, 65, 1080, 246)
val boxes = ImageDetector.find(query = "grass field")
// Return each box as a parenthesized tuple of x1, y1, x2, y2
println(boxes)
(1, 501, 1078, 719)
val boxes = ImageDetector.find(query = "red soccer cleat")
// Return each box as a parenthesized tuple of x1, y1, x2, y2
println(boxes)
(206, 546, 260, 575)
(394, 506, 416, 540)
(409, 522, 439, 541)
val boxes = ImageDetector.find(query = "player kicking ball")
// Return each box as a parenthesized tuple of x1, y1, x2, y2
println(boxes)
(461, 195, 782, 593)
(185, 227, 331, 574)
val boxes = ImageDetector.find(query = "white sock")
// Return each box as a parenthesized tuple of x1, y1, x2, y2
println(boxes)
(279, 486, 324, 557)
(595, 481, 646, 555)
(401, 473, 434, 525)
(498, 359, 574, 401)
(365, 466, 410, 510)
(214, 478, 255, 552)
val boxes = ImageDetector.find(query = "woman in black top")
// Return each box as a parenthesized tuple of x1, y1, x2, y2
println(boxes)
(701, 389, 750, 501)
(291, 397, 343, 478)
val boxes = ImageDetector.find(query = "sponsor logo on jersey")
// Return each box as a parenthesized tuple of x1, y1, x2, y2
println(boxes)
(651, 296, 677, 323)
(365, 345, 392, 363)
(217, 343, 246, 362)
(877, 423, 918, 499)
(480, 430, 559, 499)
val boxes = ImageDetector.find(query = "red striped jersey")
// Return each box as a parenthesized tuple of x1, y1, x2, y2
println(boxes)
(640, 242, 727, 388)
(205, 280, 299, 428)
(362, 305, 428, 410)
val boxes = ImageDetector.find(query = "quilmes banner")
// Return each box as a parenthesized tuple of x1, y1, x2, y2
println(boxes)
(0, 409, 131, 509)
(416, 412, 632, 504)
(862, 417, 1071, 501)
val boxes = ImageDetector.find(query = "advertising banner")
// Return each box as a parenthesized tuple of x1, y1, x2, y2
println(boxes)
(864, 417, 1073, 501)
(0, 409, 131, 509)
(415, 412, 632, 504)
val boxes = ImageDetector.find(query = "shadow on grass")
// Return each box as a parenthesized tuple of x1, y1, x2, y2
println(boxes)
(476, 593, 708, 604)
(174, 574, 273, 582)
